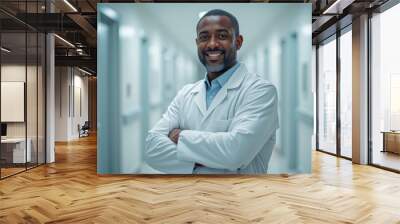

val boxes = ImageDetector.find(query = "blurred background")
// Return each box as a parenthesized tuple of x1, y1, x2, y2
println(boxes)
(97, 3, 313, 174)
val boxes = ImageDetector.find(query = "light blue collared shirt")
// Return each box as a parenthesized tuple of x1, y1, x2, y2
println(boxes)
(205, 63, 240, 109)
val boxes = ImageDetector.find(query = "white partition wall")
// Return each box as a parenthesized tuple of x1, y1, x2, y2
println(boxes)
(1, 82, 24, 122)
(54, 67, 89, 141)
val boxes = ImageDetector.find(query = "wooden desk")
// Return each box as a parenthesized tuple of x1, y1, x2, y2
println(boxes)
(1, 138, 31, 163)
(382, 131, 400, 154)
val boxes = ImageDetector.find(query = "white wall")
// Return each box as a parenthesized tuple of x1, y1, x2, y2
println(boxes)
(1, 63, 46, 164)
(1, 65, 41, 137)
(55, 66, 68, 141)
(1, 66, 26, 138)
(54, 67, 89, 141)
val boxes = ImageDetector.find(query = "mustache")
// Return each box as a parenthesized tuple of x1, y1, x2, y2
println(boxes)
(202, 48, 225, 55)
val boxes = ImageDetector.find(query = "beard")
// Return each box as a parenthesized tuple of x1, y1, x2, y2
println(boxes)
(205, 63, 225, 73)
(198, 47, 236, 73)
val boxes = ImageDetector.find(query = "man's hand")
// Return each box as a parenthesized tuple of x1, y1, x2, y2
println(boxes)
(168, 128, 181, 144)
(168, 128, 204, 167)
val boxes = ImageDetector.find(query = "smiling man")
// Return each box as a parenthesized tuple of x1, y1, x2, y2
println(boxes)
(145, 9, 279, 174)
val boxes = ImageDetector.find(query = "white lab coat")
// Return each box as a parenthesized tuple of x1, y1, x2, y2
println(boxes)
(145, 63, 279, 174)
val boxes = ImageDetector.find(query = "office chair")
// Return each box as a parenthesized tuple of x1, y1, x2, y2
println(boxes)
(79, 121, 90, 138)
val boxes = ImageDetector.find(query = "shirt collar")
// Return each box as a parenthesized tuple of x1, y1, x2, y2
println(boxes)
(204, 63, 240, 89)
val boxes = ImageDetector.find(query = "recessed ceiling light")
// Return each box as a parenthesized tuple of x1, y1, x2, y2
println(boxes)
(63, 0, 78, 12)
(78, 67, 92, 76)
(1, 47, 11, 53)
(322, 0, 351, 15)
(54, 34, 75, 48)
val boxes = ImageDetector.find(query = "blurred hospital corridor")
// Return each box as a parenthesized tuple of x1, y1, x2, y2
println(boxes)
(97, 4, 313, 174)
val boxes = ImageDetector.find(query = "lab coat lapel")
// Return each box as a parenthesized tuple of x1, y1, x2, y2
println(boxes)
(191, 82, 207, 116)
(201, 64, 248, 123)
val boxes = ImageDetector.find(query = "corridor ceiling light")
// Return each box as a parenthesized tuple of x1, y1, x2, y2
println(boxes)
(1, 47, 11, 53)
(63, 0, 78, 12)
(78, 67, 92, 76)
(102, 8, 117, 20)
(54, 34, 75, 48)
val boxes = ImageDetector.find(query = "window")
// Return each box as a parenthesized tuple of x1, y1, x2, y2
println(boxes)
(339, 29, 352, 158)
(317, 36, 337, 155)
(371, 3, 400, 171)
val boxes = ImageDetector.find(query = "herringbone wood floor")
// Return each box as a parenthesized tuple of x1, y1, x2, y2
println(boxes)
(1, 134, 400, 224)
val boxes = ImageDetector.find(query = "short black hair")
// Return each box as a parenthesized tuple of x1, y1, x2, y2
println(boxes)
(196, 9, 240, 37)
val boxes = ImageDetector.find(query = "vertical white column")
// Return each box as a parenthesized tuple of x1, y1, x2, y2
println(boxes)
(46, 1, 55, 163)
(46, 33, 55, 163)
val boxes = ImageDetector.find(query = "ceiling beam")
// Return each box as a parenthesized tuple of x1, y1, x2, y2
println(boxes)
(55, 55, 96, 72)
(322, 0, 356, 14)
(67, 13, 97, 46)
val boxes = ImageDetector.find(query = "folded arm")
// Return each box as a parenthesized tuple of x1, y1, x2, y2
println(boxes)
(176, 84, 279, 171)
(145, 88, 195, 174)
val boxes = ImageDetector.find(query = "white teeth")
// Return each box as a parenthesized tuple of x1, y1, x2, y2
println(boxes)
(207, 52, 222, 57)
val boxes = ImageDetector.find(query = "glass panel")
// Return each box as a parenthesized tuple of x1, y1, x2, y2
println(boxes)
(340, 29, 352, 158)
(318, 37, 337, 154)
(1, 30, 27, 177)
(0, 1, 46, 178)
(371, 4, 400, 171)
(27, 31, 38, 169)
